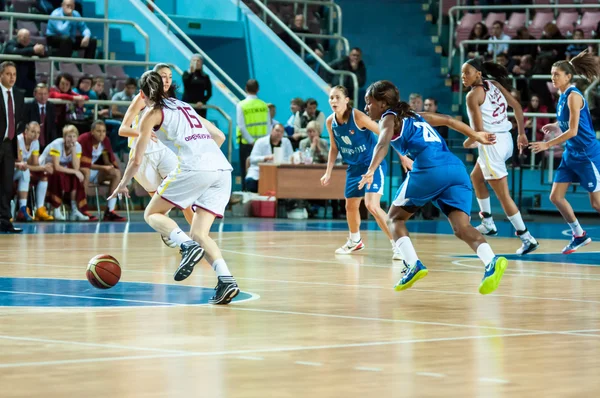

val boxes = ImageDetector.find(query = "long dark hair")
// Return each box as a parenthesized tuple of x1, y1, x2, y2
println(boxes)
(153, 63, 177, 98)
(366, 80, 415, 133)
(466, 58, 512, 90)
(140, 71, 169, 109)
(332, 85, 352, 122)
(554, 50, 600, 83)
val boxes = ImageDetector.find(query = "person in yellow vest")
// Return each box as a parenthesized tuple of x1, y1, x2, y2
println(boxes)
(236, 79, 270, 190)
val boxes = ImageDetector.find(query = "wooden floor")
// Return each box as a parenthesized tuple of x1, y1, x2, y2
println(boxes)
(1, 221, 600, 397)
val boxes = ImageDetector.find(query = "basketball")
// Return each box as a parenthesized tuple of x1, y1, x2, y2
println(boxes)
(86, 254, 121, 289)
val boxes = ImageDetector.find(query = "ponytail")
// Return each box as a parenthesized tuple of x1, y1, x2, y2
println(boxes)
(555, 49, 600, 83)
(139, 71, 168, 109)
(465, 58, 512, 89)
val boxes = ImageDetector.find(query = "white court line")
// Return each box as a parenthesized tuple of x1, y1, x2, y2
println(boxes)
(236, 356, 264, 361)
(480, 377, 509, 384)
(0, 290, 178, 306)
(354, 366, 382, 372)
(0, 331, 546, 369)
(295, 361, 323, 366)
(416, 372, 445, 378)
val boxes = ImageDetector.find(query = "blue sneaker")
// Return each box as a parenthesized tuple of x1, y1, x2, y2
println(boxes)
(394, 260, 428, 291)
(479, 256, 507, 295)
(562, 232, 591, 255)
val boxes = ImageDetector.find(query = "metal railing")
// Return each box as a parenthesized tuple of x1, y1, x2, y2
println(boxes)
(448, 3, 600, 70)
(0, 54, 184, 92)
(260, 0, 343, 37)
(294, 32, 350, 60)
(246, 0, 359, 105)
(29, 98, 234, 163)
(0, 11, 150, 63)
(457, 39, 600, 107)
(134, 0, 245, 100)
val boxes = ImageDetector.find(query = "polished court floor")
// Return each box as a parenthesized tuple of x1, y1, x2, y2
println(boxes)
(1, 218, 599, 397)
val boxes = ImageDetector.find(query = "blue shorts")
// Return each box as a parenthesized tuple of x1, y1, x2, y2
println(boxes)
(554, 153, 600, 192)
(392, 164, 473, 216)
(345, 161, 387, 198)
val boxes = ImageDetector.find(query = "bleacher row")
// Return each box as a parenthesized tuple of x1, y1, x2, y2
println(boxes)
(242, 0, 326, 35)
(454, 7, 600, 47)
(35, 62, 131, 96)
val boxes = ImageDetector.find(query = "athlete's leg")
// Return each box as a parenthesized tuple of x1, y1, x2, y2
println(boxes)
(364, 192, 393, 241)
(335, 197, 364, 254)
(471, 163, 497, 235)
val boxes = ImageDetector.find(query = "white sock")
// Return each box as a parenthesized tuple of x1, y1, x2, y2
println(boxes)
(36, 181, 48, 209)
(71, 200, 78, 211)
(211, 258, 231, 277)
(507, 211, 526, 233)
(169, 228, 192, 246)
(476, 243, 496, 266)
(395, 236, 419, 266)
(568, 220, 584, 237)
(107, 197, 117, 212)
(18, 199, 27, 208)
(390, 239, 395, 249)
(350, 231, 361, 242)
(477, 196, 492, 215)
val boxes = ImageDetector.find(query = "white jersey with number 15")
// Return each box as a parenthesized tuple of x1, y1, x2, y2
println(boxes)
(154, 98, 232, 172)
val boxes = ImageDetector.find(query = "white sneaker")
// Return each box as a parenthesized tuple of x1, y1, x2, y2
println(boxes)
(53, 207, 65, 221)
(475, 223, 498, 236)
(70, 209, 90, 221)
(335, 239, 364, 254)
(161, 234, 178, 248)
(393, 249, 403, 261)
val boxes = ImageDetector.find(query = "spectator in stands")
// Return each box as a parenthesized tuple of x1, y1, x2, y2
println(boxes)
(510, 27, 537, 64)
(237, 79, 270, 190)
(292, 98, 324, 150)
(38, 124, 89, 221)
(299, 120, 328, 164)
(408, 93, 423, 112)
(110, 77, 137, 120)
(267, 103, 279, 134)
(74, 75, 96, 120)
(423, 97, 448, 142)
(466, 22, 489, 59)
(285, 14, 316, 55)
(327, 48, 366, 103)
(285, 97, 303, 136)
(23, 83, 57, 149)
(487, 21, 511, 57)
(49, 72, 88, 133)
(524, 94, 550, 142)
(46, 0, 97, 59)
(4, 29, 46, 96)
(78, 120, 126, 221)
(182, 54, 212, 118)
(245, 123, 293, 193)
(494, 53, 514, 74)
(566, 29, 588, 61)
(538, 23, 566, 64)
(91, 77, 110, 119)
(511, 54, 534, 99)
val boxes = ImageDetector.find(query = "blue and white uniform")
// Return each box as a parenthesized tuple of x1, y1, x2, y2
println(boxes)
(554, 85, 600, 192)
(388, 111, 473, 216)
(331, 108, 387, 198)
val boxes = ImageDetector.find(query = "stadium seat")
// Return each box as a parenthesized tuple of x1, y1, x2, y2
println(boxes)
(35, 60, 57, 84)
(16, 21, 39, 36)
(455, 12, 482, 48)
(105, 65, 128, 81)
(59, 62, 84, 80)
(484, 12, 506, 31)
(527, 10, 554, 39)
(82, 64, 105, 78)
(579, 11, 600, 38)
(556, 12, 579, 36)
(505, 12, 527, 37)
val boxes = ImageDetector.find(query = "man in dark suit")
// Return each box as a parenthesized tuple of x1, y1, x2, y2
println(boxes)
(22, 83, 57, 149)
(0, 62, 25, 233)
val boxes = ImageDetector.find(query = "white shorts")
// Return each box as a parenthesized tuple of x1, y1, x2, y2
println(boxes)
(157, 169, 232, 218)
(477, 133, 513, 180)
(134, 148, 178, 193)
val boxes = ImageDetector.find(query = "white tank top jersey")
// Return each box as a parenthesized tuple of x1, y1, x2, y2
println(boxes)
(128, 107, 168, 154)
(17, 134, 40, 163)
(155, 98, 232, 172)
(472, 80, 513, 134)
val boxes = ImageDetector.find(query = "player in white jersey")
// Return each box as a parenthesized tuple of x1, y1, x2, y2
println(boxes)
(13, 122, 53, 221)
(109, 71, 239, 305)
(462, 59, 538, 255)
(118, 63, 193, 247)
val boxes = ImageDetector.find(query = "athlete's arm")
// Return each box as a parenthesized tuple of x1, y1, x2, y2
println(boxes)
(492, 80, 528, 152)
(118, 94, 145, 137)
(420, 111, 496, 145)
(199, 116, 226, 147)
(531, 93, 581, 153)
(354, 109, 380, 134)
(358, 115, 395, 191)
(27, 152, 46, 173)
(321, 115, 339, 186)
(462, 89, 484, 148)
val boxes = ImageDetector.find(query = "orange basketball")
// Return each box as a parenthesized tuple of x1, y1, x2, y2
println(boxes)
(86, 254, 121, 289)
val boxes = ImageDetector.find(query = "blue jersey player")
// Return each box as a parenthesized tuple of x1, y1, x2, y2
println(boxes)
(321, 85, 413, 259)
(359, 80, 506, 295)
(530, 50, 600, 254)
